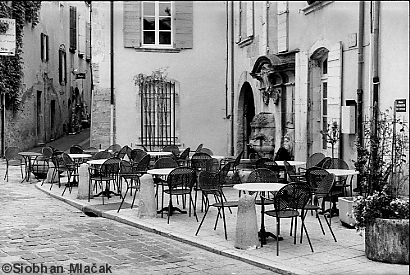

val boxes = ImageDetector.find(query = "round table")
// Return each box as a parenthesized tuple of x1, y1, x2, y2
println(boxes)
(233, 182, 287, 245)
(147, 168, 174, 176)
(269, 161, 306, 167)
(325, 169, 359, 177)
(69, 153, 92, 159)
(18, 152, 42, 182)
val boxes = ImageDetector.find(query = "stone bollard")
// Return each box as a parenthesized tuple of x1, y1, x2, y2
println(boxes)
(77, 163, 91, 199)
(235, 194, 260, 250)
(44, 161, 58, 184)
(137, 174, 157, 218)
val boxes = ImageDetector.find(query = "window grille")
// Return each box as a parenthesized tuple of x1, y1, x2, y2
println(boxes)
(139, 79, 176, 151)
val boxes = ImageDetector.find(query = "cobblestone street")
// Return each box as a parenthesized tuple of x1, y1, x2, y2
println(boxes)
(0, 172, 277, 275)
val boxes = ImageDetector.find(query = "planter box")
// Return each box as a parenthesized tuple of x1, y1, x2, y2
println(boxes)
(338, 197, 356, 228)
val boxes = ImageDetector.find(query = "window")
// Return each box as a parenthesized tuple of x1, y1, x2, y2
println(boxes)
(40, 33, 49, 62)
(142, 1, 172, 47)
(51, 100, 56, 130)
(86, 22, 91, 61)
(236, 1, 254, 46)
(123, 1, 192, 50)
(69, 6, 77, 53)
(139, 79, 177, 150)
(321, 57, 328, 149)
(59, 45, 67, 85)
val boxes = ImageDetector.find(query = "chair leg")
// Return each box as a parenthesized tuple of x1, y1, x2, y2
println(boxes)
(118, 184, 130, 212)
(195, 197, 209, 236)
(276, 217, 280, 256)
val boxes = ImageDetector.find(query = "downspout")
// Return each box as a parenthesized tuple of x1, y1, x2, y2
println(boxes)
(357, 1, 365, 147)
(1, 94, 4, 156)
(370, 1, 380, 194)
(110, 1, 114, 146)
(225, 1, 228, 118)
(230, 0, 235, 156)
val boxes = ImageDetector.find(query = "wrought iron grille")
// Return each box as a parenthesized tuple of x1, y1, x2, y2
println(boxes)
(139, 80, 176, 151)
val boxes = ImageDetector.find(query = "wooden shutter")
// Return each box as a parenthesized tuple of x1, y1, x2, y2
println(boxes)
(327, 41, 342, 122)
(46, 35, 49, 61)
(123, 1, 141, 48)
(246, 1, 254, 38)
(174, 1, 193, 49)
(277, 1, 288, 53)
(70, 6, 77, 51)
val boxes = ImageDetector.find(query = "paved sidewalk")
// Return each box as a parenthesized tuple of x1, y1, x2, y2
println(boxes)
(8, 132, 409, 275)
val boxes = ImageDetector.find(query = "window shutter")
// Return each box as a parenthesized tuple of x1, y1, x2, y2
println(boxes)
(70, 6, 77, 52)
(174, 1, 193, 49)
(246, 1, 254, 38)
(46, 35, 49, 61)
(123, 1, 141, 48)
(327, 41, 342, 121)
(277, 1, 288, 53)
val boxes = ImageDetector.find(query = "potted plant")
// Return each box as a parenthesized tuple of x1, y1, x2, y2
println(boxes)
(353, 107, 409, 264)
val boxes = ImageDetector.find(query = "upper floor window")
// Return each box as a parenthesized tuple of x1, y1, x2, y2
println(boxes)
(59, 45, 67, 85)
(236, 1, 254, 47)
(40, 33, 49, 62)
(142, 1, 172, 47)
(69, 6, 77, 53)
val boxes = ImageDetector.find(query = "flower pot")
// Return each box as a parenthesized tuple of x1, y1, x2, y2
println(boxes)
(365, 218, 409, 264)
(338, 197, 356, 228)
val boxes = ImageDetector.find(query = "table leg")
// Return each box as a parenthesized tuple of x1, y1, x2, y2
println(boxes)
(157, 200, 187, 215)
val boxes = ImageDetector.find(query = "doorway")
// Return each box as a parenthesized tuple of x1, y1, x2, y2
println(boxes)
(238, 82, 255, 158)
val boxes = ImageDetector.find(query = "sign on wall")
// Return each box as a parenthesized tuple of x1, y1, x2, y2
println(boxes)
(395, 99, 406, 113)
(0, 18, 16, 56)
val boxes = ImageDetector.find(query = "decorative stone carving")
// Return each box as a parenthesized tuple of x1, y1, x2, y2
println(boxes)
(248, 112, 276, 158)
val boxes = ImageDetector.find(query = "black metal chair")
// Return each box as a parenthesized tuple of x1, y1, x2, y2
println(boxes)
(130, 149, 148, 164)
(61, 153, 79, 196)
(176, 147, 190, 166)
(322, 157, 351, 196)
(117, 160, 142, 212)
(199, 147, 213, 156)
(283, 160, 306, 184)
(223, 150, 244, 187)
(106, 144, 122, 154)
(263, 183, 313, 255)
(162, 145, 180, 159)
(93, 151, 114, 160)
(205, 158, 220, 173)
(163, 167, 198, 224)
(195, 170, 239, 240)
(3, 146, 24, 182)
(194, 143, 203, 154)
(245, 168, 279, 204)
(33, 147, 54, 184)
(299, 152, 326, 175)
(88, 157, 121, 204)
(152, 157, 179, 211)
(69, 145, 84, 154)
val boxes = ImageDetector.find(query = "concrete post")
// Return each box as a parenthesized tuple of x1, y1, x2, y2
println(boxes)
(235, 194, 260, 250)
(137, 174, 157, 218)
(77, 163, 91, 199)
(44, 161, 58, 184)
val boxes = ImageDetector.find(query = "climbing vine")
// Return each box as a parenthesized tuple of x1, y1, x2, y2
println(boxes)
(0, 1, 41, 112)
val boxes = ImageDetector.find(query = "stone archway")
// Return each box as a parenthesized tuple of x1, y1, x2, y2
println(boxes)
(237, 82, 255, 158)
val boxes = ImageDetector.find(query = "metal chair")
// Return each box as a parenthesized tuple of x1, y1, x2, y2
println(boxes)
(195, 170, 239, 240)
(116, 145, 133, 160)
(176, 147, 190, 166)
(322, 157, 351, 196)
(163, 167, 198, 224)
(194, 143, 203, 154)
(61, 153, 79, 196)
(162, 145, 180, 159)
(283, 160, 306, 184)
(93, 151, 114, 160)
(245, 168, 279, 204)
(130, 149, 148, 164)
(205, 158, 220, 173)
(118, 160, 142, 212)
(153, 157, 179, 211)
(106, 144, 122, 154)
(263, 183, 313, 255)
(199, 147, 213, 156)
(3, 146, 24, 182)
(223, 150, 244, 187)
(69, 145, 84, 154)
(33, 146, 54, 184)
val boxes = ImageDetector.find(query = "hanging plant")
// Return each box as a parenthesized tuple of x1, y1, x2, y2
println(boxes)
(0, 1, 42, 113)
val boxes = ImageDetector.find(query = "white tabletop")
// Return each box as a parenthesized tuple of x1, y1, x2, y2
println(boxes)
(326, 169, 359, 176)
(147, 168, 174, 176)
(233, 182, 287, 192)
(271, 161, 306, 166)
(147, 151, 173, 157)
(69, 153, 92, 159)
(18, 152, 42, 157)
(87, 159, 108, 165)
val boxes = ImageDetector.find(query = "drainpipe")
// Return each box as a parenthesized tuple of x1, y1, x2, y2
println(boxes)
(1, 94, 4, 156)
(370, 1, 380, 194)
(357, 1, 365, 147)
(110, 1, 114, 146)
(230, 1, 235, 156)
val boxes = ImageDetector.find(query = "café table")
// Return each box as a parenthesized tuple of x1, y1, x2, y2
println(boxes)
(233, 182, 287, 245)
(146, 168, 187, 215)
(86, 158, 120, 199)
(18, 152, 42, 182)
(146, 151, 173, 157)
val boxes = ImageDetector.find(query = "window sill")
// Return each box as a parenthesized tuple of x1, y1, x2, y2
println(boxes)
(301, 1, 333, 15)
(134, 47, 181, 53)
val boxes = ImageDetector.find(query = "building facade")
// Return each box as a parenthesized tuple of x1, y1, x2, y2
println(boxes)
(1, 1, 92, 153)
(90, 1, 408, 188)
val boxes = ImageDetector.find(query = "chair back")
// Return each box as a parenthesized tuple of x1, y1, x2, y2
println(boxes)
(69, 145, 84, 154)
(205, 158, 220, 173)
(93, 151, 114, 160)
(167, 167, 197, 190)
(315, 156, 331, 168)
(131, 149, 148, 163)
(255, 158, 272, 169)
(190, 152, 212, 171)
(154, 156, 178, 168)
(100, 157, 121, 176)
(274, 183, 311, 211)
(106, 144, 122, 153)
(305, 167, 330, 191)
(283, 160, 299, 182)
(195, 143, 204, 153)
(306, 152, 326, 168)
(198, 170, 222, 197)
(4, 146, 22, 161)
(322, 158, 349, 169)
(233, 150, 244, 168)
(178, 147, 190, 160)
(314, 173, 336, 198)
(61, 153, 77, 171)
(116, 145, 132, 160)
(162, 145, 180, 158)
(200, 147, 213, 156)
(41, 147, 54, 160)
(215, 162, 231, 186)
(247, 168, 279, 183)
(133, 154, 151, 174)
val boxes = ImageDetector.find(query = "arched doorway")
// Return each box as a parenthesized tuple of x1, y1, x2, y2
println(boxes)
(238, 82, 255, 158)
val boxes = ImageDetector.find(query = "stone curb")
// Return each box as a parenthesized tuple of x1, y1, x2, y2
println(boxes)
(34, 182, 296, 275)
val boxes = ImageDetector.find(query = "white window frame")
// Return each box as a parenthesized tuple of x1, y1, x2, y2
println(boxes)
(141, 1, 173, 48)
(321, 57, 328, 150)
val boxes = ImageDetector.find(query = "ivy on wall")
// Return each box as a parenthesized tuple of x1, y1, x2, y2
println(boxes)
(0, 1, 41, 112)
